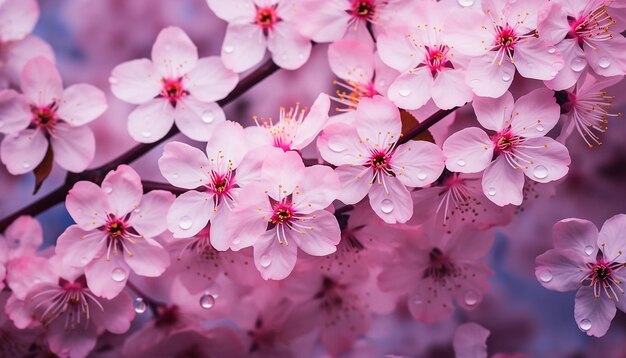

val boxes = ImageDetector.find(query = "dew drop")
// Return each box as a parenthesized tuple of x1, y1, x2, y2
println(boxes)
(232, 237, 241, 245)
(457, 0, 474, 7)
(381, 199, 394, 214)
(328, 138, 346, 152)
(464, 290, 480, 306)
(260, 254, 272, 268)
(22, 162, 31, 169)
(111, 267, 127, 282)
(201, 110, 215, 124)
(502, 73, 512, 82)
(533, 165, 548, 179)
(536, 124, 545, 132)
(298, 53, 305, 60)
(103, 185, 113, 194)
(178, 216, 193, 230)
(487, 187, 497, 196)
(550, 70, 558, 77)
(470, 78, 481, 86)
(548, 47, 556, 54)
(172, 172, 179, 179)
(571, 57, 586, 72)
(199, 294, 215, 310)
(584, 245, 595, 256)
(598, 57, 611, 69)
(412, 294, 424, 305)
(456, 159, 467, 167)
(417, 171, 427, 181)
(398, 86, 411, 97)
(539, 269, 552, 283)
(223, 45, 235, 54)
(80, 256, 90, 265)
(134, 297, 147, 314)
(579, 319, 592, 331)
(141, 131, 152, 138)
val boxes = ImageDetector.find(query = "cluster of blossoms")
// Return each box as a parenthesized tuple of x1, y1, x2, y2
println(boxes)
(0, 0, 625, 356)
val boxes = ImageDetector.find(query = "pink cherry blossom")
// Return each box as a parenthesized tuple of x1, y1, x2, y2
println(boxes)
(1, 35, 55, 86)
(318, 95, 445, 223)
(0, 56, 107, 174)
(55, 165, 174, 299)
(443, 0, 564, 97)
(378, 225, 494, 323)
(227, 148, 341, 280)
(0, 0, 39, 43)
(453, 322, 490, 358)
(206, 0, 312, 72)
(535, 214, 626, 337)
(539, 0, 626, 90)
(109, 26, 238, 142)
(377, 2, 473, 110)
(443, 88, 571, 206)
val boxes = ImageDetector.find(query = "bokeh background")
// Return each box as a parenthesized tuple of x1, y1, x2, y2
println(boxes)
(1, 1, 626, 357)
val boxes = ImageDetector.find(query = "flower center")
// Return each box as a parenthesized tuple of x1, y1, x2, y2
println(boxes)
(331, 80, 377, 111)
(424, 247, 458, 282)
(424, 45, 451, 75)
(103, 216, 138, 259)
(160, 78, 188, 106)
(106, 218, 127, 238)
(270, 205, 294, 225)
(31, 104, 58, 132)
(567, 5, 615, 44)
(35, 278, 99, 329)
(352, 0, 375, 21)
(254, 102, 307, 152)
(492, 130, 520, 154)
(584, 254, 626, 300)
(495, 25, 518, 52)
(256, 7, 279, 31)
(370, 152, 389, 169)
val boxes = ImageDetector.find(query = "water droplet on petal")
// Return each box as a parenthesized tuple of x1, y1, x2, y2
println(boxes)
(533, 165, 548, 180)
(487, 187, 497, 196)
(232, 237, 241, 245)
(536, 124, 545, 132)
(201, 110, 215, 124)
(417, 171, 427, 181)
(548, 47, 556, 54)
(141, 131, 152, 138)
(579, 319, 592, 331)
(598, 57, 611, 69)
(470, 78, 481, 86)
(571, 57, 586, 72)
(22, 162, 31, 169)
(80, 256, 90, 265)
(111, 267, 127, 282)
(103, 185, 113, 194)
(223, 45, 235, 54)
(199, 294, 215, 310)
(412, 293, 424, 305)
(178, 216, 193, 230)
(457, 0, 474, 7)
(398, 86, 411, 97)
(464, 290, 480, 306)
(298, 53, 305, 60)
(134, 297, 147, 314)
(328, 138, 346, 153)
(260, 254, 272, 268)
(550, 70, 558, 77)
(502, 73, 512, 82)
(456, 159, 467, 167)
(584, 245, 595, 256)
(172, 172, 179, 179)
(539, 269, 553, 283)
(381, 199, 394, 214)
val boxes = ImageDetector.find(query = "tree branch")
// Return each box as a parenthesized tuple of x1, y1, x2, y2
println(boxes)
(397, 107, 457, 146)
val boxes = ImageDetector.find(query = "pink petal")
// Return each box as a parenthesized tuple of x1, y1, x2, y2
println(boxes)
(261, 149, 305, 200)
(55, 225, 106, 268)
(473, 91, 514, 132)
(151, 26, 198, 78)
(292, 165, 340, 213)
(516, 137, 570, 183)
(128, 190, 175, 238)
(84, 254, 129, 299)
(253, 229, 298, 280)
(443, 127, 494, 173)
(545, 41, 584, 91)
(46, 316, 98, 358)
(393, 141, 445, 187)
(535, 249, 587, 292)
(585, 36, 626, 77)
(101, 164, 143, 217)
(231, 146, 264, 186)
(3, 35, 55, 87)
(510, 88, 560, 138)
(408, 277, 455, 323)
(328, 39, 375, 81)
(387, 69, 433, 110)
(453, 323, 489, 358)
(206, 0, 255, 23)
(0, 0, 38, 42)
(66, 181, 111, 230)
(317, 123, 369, 166)
(124, 237, 170, 277)
(335, 165, 372, 205)
(296, 0, 350, 43)
(158, 141, 211, 189)
(209, 204, 231, 251)
(267, 22, 312, 70)
(368, 176, 413, 224)
(376, 26, 419, 72)
(221, 24, 266, 73)
(0, 89, 31, 134)
(56, 84, 107, 126)
(431, 69, 473, 110)
(290, 209, 340, 256)
(536, 1, 569, 44)
(598, 214, 626, 262)
(466, 56, 515, 98)
(0, 129, 48, 174)
(185, 57, 239, 102)
(225, 183, 271, 251)
(175, 96, 225, 141)
(291, 93, 330, 150)
(514, 39, 564, 80)
(6, 256, 56, 300)
(481, 156, 524, 206)
(553, 218, 599, 253)
(90, 291, 134, 334)
(3, 215, 42, 258)
(442, 9, 491, 56)
(50, 123, 95, 172)
(127, 98, 174, 143)
(574, 286, 616, 337)
(20, 56, 62, 106)
(109, 58, 161, 104)
(355, 95, 402, 146)
(205, 120, 248, 167)
(166, 190, 213, 239)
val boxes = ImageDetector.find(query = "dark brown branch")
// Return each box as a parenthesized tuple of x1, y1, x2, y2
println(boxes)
(141, 180, 186, 195)
(397, 107, 457, 146)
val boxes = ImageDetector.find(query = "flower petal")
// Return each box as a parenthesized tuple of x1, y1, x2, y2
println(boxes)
(328, 39, 375, 81)
(151, 26, 198, 78)
(185, 57, 239, 102)
(205, 120, 248, 167)
(253, 229, 298, 280)
(510, 88, 560, 138)
(387, 69, 433, 110)
(0, 89, 31, 134)
(472, 91, 514, 132)
(335, 165, 372, 205)
(167, 190, 213, 239)
(1, 129, 48, 174)
(481, 156, 524, 206)
(66, 181, 111, 230)
(158, 141, 211, 189)
(261, 149, 305, 200)
(317, 123, 369, 166)
(290, 93, 330, 150)
(553, 218, 599, 254)
(84, 254, 129, 299)
(535, 249, 587, 292)
(598, 214, 626, 262)
(513, 39, 563, 80)
(50, 123, 95, 173)
(517, 137, 570, 183)
(292, 165, 340, 213)
(20, 56, 63, 106)
(109, 58, 161, 104)
(128, 190, 175, 238)
(355, 95, 402, 147)
(574, 286, 616, 337)
(290, 209, 340, 256)
(368, 176, 413, 224)
(56, 84, 107, 126)
(466, 56, 515, 98)
(394, 141, 445, 187)
(127, 99, 174, 143)
(174, 96, 225, 141)
(124, 237, 170, 277)
(101, 164, 143, 217)
(431, 69, 473, 110)
(267, 22, 312, 70)
(55, 225, 106, 268)
(443, 127, 494, 173)
(221, 24, 266, 73)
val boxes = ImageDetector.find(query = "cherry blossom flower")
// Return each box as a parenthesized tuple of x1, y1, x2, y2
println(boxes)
(317, 95, 445, 223)
(378, 225, 494, 323)
(5, 256, 134, 358)
(245, 93, 330, 151)
(55, 165, 174, 299)
(443, 0, 564, 97)
(539, 0, 626, 90)
(0, 35, 55, 87)
(377, 2, 473, 110)
(206, 0, 312, 72)
(443, 88, 570, 206)
(0, 0, 39, 43)
(109, 26, 238, 142)
(227, 148, 341, 280)
(535, 214, 626, 337)
(453, 322, 490, 358)
(0, 215, 43, 291)
(0, 56, 107, 174)
(556, 73, 623, 147)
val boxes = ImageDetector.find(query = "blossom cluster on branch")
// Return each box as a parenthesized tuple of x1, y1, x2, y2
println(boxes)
(0, 0, 625, 357)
